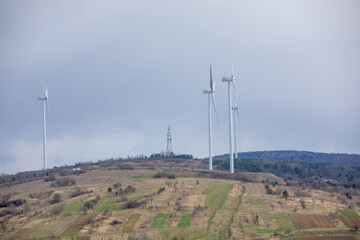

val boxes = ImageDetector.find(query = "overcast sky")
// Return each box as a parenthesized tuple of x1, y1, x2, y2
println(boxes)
(1, 0, 359, 174)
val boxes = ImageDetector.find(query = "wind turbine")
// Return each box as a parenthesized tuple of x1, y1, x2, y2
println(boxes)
(222, 65, 236, 173)
(38, 84, 49, 170)
(203, 65, 219, 171)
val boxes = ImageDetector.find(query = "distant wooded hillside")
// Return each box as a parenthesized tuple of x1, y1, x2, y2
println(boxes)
(214, 150, 360, 164)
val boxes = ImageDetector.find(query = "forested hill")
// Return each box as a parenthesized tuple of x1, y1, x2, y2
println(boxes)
(214, 150, 360, 164)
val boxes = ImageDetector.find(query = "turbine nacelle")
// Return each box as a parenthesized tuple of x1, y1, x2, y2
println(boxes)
(203, 89, 214, 94)
(221, 76, 233, 82)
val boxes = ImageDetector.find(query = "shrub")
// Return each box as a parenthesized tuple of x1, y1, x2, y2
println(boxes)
(50, 177, 76, 187)
(123, 200, 141, 209)
(283, 191, 289, 200)
(107, 187, 112, 193)
(113, 182, 122, 189)
(84, 196, 100, 210)
(294, 189, 311, 198)
(192, 204, 208, 216)
(300, 200, 306, 209)
(49, 193, 61, 204)
(0, 199, 26, 208)
(124, 185, 136, 194)
(44, 175, 55, 182)
(50, 204, 64, 215)
(71, 188, 91, 198)
(110, 220, 121, 225)
(153, 171, 176, 179)
(266, 188, 273, 195)
(158, 187, 165, 194)
(345, 192, 352, 199)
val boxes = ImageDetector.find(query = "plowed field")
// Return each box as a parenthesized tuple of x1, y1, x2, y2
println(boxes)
(292, 230, 356, 240)
(123, 213, 141, 231)
(63, 214, 96, 235)
(339, 216, 360, 228)
(289, 214, 336, 229)
(10, 228, 29, 239)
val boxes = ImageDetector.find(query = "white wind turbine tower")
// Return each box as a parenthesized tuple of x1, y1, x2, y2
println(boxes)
(38, 84, 49, 170)
(222, 65, 236, 173)
(203, 65, 219, 171)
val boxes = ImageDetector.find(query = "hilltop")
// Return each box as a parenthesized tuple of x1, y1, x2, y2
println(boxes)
(215, 150, 360, 164)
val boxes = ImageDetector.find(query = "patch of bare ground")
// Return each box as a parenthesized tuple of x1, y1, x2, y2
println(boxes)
(202, 188, 212, 195)
(51, 214, 80, 236)
(123, 213, 141, 231)
(289, 214, 336, 229)
(10, 227, 29, 238)
(41, 238, 63, 240)
(292, 230, 357, 240)
(90, 234, 128, 240)
(339, 216, 360, 228)
(63, 214, 96, 235)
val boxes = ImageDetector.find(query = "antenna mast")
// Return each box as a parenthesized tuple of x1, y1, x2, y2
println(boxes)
(166, 125, 173, 157)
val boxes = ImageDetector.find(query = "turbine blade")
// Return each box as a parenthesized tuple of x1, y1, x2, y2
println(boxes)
(211, 93, 220, 127)
(42, 80, 46, 90)
(210, 64, 213, 91)
(236, 108, 240, 121)
(46, 99, 52, 118)
(232, 80, 238, 97)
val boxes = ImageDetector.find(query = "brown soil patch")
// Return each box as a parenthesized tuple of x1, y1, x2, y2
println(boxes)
(63, 214, 96, 235)
(293, 236, 356, 240)
(41, 238, 63, 240)
(292, 230, 356, 240)
(123, 214, 141, 231)
(339, 216, 360, 228)
(202, 188, 212, 195)
(289, 214, 336, 228)
(10, 228, 29, 239)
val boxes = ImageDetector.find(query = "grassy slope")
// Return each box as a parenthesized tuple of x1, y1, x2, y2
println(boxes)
(177, 214, 191, 227)
(93, 198, 123, 213)
(151, 213, 170, 229)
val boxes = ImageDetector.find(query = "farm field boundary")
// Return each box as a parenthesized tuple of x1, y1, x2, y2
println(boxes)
(289, 214, 336, 229)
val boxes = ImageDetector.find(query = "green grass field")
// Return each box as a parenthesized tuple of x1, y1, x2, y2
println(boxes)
(93, 198, 124, 213)
(273, 213, 296, 233)
(205, 182, 233, 209)
(64, 202, 84, 214)
(128, 173, 155, 179)
(177, 214, 192, 227)
(341, 210, 359, 217)
(161, 228, 209, 240)
(150, 213, 170, 229)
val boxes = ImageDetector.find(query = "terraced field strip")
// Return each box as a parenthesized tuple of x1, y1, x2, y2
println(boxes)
(292, 230, 357, 240)
(63, 214, 96, 235)
(205, 183, 233, 234)
(289, 214, 336, 229)
(10, 228, 29, 239)
(41, 238, 63, 240)
(177, 214, 192, 227)
(123, 213, 141, 231)
(150, 213, 170, 229)
(224, 185, 245, 237)
(339, 216, 360, 228)
(94, 198, 124, 213)
(202, 188, 212, 195)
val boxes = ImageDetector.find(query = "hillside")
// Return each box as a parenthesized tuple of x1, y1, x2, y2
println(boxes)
(215, 150, 360, 164)
(0, 157, 360, 240)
